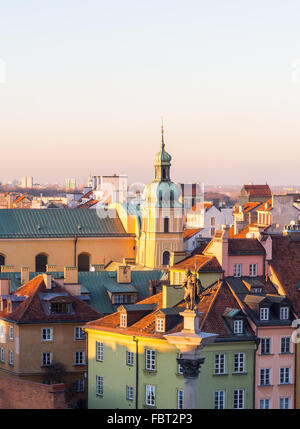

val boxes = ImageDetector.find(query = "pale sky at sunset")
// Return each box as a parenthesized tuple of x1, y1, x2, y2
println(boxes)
(0, 0, 300, 186)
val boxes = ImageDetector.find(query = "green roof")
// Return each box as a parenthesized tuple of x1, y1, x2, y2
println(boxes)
(0, 209, 134, 238)
(0, 270, 164, 314)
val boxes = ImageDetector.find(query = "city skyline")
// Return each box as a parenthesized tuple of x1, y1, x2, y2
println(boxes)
(0, 1, 300, 185)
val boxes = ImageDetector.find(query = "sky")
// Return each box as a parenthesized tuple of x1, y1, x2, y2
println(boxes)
(0, 0, 300, 186)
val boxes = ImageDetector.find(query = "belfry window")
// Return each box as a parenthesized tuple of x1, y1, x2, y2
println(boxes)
(162, 251, 170, 266)
(164, 217, 169, 233)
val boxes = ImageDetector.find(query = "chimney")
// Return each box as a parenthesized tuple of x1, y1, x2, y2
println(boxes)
(117, 266, 131, 284)
(0, 279, 11, 295)
(64, 266, 78, 284)
(43, 273, 52, 290)
(21, 266, 30, 284)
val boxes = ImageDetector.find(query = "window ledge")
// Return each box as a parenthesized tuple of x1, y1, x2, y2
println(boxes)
(258, 353, 274, 356)
(143, 404, 157, 409)
(143, 369, 157, 375)
(213, 373, 229, 376)
(233, 372, 247, 375)
(258, 384, 273, 387)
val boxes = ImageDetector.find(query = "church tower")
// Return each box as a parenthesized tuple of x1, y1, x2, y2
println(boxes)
(137, 126, 184, 268)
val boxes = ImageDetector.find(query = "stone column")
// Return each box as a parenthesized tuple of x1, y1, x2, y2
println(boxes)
(177, 356, 205, 409)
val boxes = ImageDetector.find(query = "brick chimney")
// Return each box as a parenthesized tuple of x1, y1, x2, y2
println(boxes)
(63, 267, 81, 296)
(0, 279, 11, 295)
(117, 266, 131, 284)
(21, 266, 30, 284)
(43, 273, 52, 290)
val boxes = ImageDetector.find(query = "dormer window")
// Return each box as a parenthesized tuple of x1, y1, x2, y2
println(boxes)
(234, 264, 242, 278)
(120, 313, 127, 328)
(233, 320, 243, 334)
(249, 264, 258, 277)
(280, 307, 289, 321)
(156, 318, 165, 333)
(260, 307, 269, 321)
(50, 301, 72, 314)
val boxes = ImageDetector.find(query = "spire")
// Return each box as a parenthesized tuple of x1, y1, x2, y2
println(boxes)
(161, 118, 165, 150)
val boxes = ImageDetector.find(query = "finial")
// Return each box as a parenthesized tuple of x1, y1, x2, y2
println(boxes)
(161, 117, 165, 150)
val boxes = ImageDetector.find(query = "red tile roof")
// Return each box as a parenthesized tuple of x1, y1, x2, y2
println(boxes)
(243, 184, 272, 197)
(172, 254, 222, 273)
(183, 228, 202, 241)
(228, 238, 265, 255)
(0, 275, 102, 323)
(188, 202, 213, 214)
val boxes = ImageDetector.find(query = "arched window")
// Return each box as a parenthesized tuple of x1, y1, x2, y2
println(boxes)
(0, 254, 5, 266)
(164, 217, 169, 233)
(162, 251, 170, 266)
(35, 253, 48, 272)
(78, 253, 90, 272)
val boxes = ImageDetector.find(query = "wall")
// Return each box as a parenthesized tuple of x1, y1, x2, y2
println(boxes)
(227, 255, 264, 277)
(0, 376, 66, 409)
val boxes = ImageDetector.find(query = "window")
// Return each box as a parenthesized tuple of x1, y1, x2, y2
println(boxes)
(281, 337, 290, 354)
(35, 253, 48, 272)
(75, 351, 85, 365)
(96, 342, 103, 362)
(0, 347, 4, 363)
(75, 379, 85, 392)
(260, 399, 270, 409)
(233, 320, 243, 334)
(279, 397, 290, 409)
(42, 328, 53, 342)
(75, 327, 86, 340)
(96, 375, 103, 396)
(0, 254, 5, 266)
(9, 326, 13, 340)
(156, 318, 165, 333)
(234, 353, 245, 373)
(9, 350, 13, 366)
(233, 389, 244, 409)
(234, 264, 242, 278)
(177, 353, 183, 374)
(280, 368, 290, 385)
(261, 338, 271, 355)
(260, 307, 269, 321)
(42, 352, 52, 367)
(145, 385, 155, 406)
(280, 307, 289, 320)
(120, 314, 127, 328)
(177, 389, 184, 409)
(164, 217, 169, 233)
(214, 353, 226, 374)
(78, 253, 90, 272)
(210, 228, 215, 236)
(162, 251, 170, 266)
(214, 390, 225, 409)
(0, 325, 4, 339)
(126, 385, 134, 401)
(211, 217, 215, 226)
(249, 264, 257, 277)
(50, 302, 72, 314)
(126, 351, 134, 366)
(260, 368, 271, 386)
(145, 349, 156, 371)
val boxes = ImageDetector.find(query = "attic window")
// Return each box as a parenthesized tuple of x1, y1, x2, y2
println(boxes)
(120, 313, 127, 328)
(156, 318, 165, 333)
(233, 320, 243, 334)
(280, 307, 289, 321)
(50, 302, 72, 314)
(260, 307, 269, 321)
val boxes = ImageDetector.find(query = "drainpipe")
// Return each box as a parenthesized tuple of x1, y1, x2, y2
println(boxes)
(254, 330, 260, 409)
(133, 336, 139, 409)
(74, 236, 78, 267)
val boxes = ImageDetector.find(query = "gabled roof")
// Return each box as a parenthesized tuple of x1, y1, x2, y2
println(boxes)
(243, 184, 272, 197)
(0, 209, 133, 238)
(183, 228, 202, 241)
(228, 238, 265, 255)
(0, 275, 102, 324)
(171, 254, 223, 273)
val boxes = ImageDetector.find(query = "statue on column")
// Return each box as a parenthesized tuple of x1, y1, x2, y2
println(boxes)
(177, 269, 204, 311)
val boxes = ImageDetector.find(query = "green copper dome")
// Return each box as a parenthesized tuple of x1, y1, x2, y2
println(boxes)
(153, 144, 172, 165)
(144, 180, 182, 208)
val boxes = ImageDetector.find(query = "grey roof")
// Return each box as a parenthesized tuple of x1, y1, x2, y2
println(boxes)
(0, 209, 134, 238)
(104, 284, 138, 294)
(119, 304, 157, 312)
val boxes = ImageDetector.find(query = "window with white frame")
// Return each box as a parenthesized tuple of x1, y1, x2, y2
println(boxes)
(233, 389, 245, 409)
(177, 353, 183, 374)
(214, 390, 225, 409)
(280, 367, 290, 385)
(234, 353, 245, 373)
(126, 385, 134, 401)
(174, 272, 179, 285)
(214, 353, 226, 374)
(145, 349, 156, 371)
(9, 350, 13, 365)
(260, 307, 269, 321)
(233, 264, 242, 278)
(0, 325, 4, 340)
(177, 389, 184, 409)
(281, 337, 290, 354)
(0, 347, 4, 363)
(280, 307, 289, 320)
(233, 320, 243, 334)
(42, 327, 53, 342)
(75, 379, 85, 392)
(279, 397, 290, 409)
(260, 368, 271, 386)
(75, 351, 85, 365)
(156, 318, 165, 333)
(126, 351, 134, 366)
(145, 385, 155, 406)
(8, 326, 13, 340)
(42, 352, 52, 367)
(249, 263, 258, 277)
(75, 327, 86, 340)
(120, 313, 127, 328)
(96, 341, 103, 362)
(261, 338, 271, 354)
(96, 375, 103, 396)
(260, 398, 270, 409)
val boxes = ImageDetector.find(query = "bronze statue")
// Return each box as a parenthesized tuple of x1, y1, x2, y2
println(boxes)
(176, 269, 203, 311)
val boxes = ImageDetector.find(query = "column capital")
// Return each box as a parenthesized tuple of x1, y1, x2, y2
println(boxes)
(177, 357, 205, 379)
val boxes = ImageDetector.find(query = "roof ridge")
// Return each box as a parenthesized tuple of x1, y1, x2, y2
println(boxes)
(13, 275, 44, 322)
